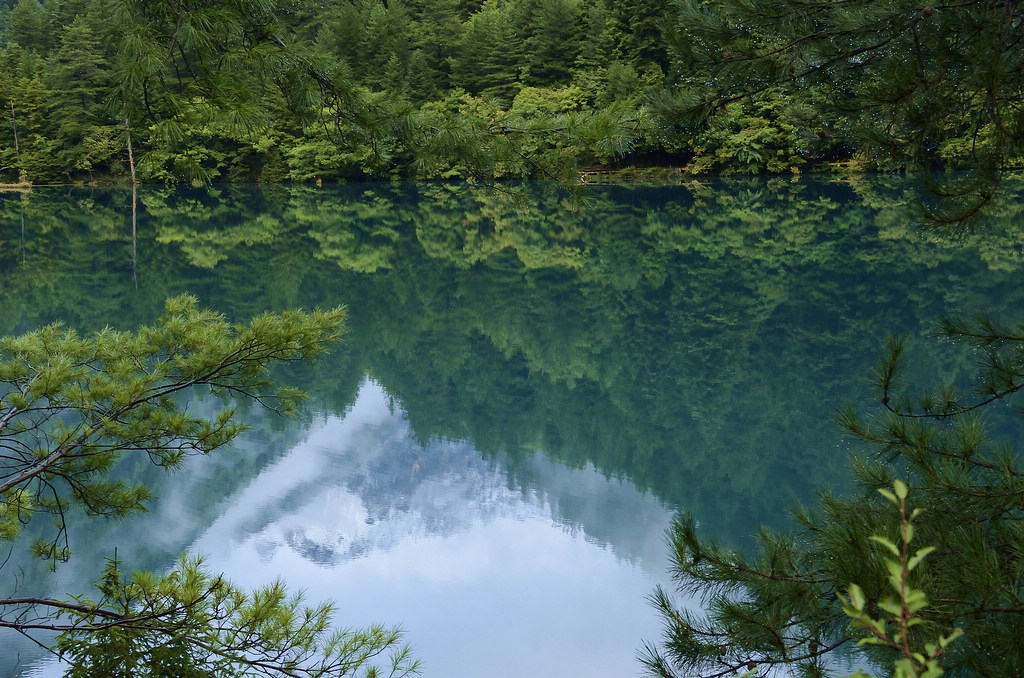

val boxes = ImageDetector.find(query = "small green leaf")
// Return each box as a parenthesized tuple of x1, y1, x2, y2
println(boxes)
(878, 488, 898, 505)
(904, 588, 928, 610)
(856, 636, 886, 647)
(870, 535, 900, 557)
(848, 583, 866, 611)
(945, 628, 964, 645)
(878, 598, 902, 617)
(907, 546, 936, 572)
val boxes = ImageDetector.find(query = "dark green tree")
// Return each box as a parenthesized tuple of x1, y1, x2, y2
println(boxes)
(7, 0, 49, 53)
(44, 0, 93, 28)
(314, 0, 414, 93)
(43, 15, 119, 179)
(522, 0, 582, 86)
(448, 0, 525, 102)
(403, 0, 466, 98)
(606, 0, 669, 71)
(0, 43, 27, 178)
(7, 72, 59, 182)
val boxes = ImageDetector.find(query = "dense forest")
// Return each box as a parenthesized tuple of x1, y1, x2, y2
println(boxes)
(0, 0, 922, 185)
(3, 1, 1024, 675)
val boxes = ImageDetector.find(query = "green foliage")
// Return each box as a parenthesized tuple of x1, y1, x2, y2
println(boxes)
(0, 295, 426, 676)
(44, 15, 119, 178)
(0, 294, 344, 552)
(0, 0, 654, 183)
(605, 0, 668, 71)
(684, 89, 826, 175)
(315, 0, 415, 94)
(522, 0, 583, 87)
(0, 0, 1017, 183)
(413, 91, 644, 180)
(448, 0, 524, 103)
(839, 481, 963, 678)
(55, 555, 418, 678)
(510, 86, 586, 117)
(641, 319, 1024, 677)
(661, 0, 1024, 216)
(8, 0, 49, 54)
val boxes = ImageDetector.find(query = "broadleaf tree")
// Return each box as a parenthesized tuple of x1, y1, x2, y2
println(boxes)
(0, 295, 420, 677)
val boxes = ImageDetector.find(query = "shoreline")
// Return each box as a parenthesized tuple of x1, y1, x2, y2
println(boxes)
(0, 163, 876, 191)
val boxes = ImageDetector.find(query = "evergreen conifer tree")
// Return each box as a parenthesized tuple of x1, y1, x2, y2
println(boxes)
(8, 0, 49, 54)
(404, 0, 466, 97)
(448, 0, 525, 102)
(44, 15, 118, 177)
(523, 0, 582, 87)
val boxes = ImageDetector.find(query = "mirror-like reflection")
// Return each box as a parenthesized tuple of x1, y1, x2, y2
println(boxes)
(1, 178, 1021, 676)
(195, 380, 675, 677)
(14, 380, 675, 678)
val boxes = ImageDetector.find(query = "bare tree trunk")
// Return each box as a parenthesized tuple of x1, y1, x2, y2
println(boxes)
(125, 118, 136, 187)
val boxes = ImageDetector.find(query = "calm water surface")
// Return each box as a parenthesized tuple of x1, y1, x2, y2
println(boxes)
(1, 179, 1021, 677)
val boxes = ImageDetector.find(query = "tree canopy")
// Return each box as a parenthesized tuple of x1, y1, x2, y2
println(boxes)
(659, 0, 1024, 218)
(0, 0, 648, 184)
(5, 0, 1021, 185)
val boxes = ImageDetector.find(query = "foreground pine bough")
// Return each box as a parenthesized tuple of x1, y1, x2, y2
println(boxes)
(0, 295, 419, 677)
(642, 321, 1024, 677)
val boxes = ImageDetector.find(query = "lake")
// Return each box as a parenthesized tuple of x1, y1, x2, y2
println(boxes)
(1, 178, 1020, 677)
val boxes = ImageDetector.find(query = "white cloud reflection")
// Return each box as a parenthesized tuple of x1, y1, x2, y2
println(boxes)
(191, 379, 678, 677)
(14, 379, 680, 678)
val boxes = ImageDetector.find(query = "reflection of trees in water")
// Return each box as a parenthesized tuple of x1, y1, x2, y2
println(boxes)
(0, 179, 1020, 547)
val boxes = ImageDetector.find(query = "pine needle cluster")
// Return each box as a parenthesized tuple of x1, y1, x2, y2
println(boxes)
(0, 296, 417, 677)
(641, 319, 1024, 677)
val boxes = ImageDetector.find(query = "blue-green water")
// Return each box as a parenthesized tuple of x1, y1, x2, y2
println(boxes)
(1, 179, 1021, 677)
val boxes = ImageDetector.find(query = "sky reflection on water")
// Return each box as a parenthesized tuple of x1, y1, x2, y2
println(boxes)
(16, 379, 678, 678)
(188, 379, 678, 678)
